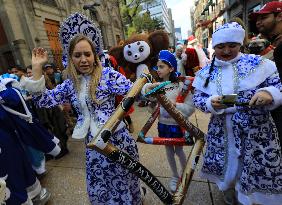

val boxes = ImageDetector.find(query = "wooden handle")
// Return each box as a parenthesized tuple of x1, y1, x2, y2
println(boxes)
(173, 138, 205, 204)
(87, 73, 152, 148)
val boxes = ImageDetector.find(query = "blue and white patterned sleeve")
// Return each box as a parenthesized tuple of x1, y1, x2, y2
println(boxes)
(107, 68, 132, 96)
(33, 79, 73, 108)
(258, 62, 282, 109)
(193, 89, 211, 113)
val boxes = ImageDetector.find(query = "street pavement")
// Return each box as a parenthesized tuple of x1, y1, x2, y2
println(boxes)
(41, 103, 226, 205)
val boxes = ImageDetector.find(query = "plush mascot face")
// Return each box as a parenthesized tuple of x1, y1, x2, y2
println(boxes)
(123, 41, 151, 63)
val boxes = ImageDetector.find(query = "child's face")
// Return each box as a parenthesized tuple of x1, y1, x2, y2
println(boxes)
(156, 60, 174, 80)
(214, 42, 241, 61)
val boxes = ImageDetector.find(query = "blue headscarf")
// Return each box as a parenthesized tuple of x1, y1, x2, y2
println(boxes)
(158, 50, 180, 77)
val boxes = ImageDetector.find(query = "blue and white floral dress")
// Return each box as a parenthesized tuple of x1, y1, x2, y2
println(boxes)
(192, 53, 282, 205)
(22, 67, 141, 205)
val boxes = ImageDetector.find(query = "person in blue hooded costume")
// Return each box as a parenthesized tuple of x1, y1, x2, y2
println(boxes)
(0, 73, 60, 204)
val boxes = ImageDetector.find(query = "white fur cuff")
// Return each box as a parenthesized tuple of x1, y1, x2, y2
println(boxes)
(47, 144, 61, 157)
(0, 83, 6, 92)
(258, 86, 282, 110)
(20, 76, 46, 94)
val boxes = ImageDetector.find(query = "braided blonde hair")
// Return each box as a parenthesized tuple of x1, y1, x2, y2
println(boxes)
(66, 34, 102, 103)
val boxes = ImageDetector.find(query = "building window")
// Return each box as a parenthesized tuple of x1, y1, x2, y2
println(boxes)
(43, 19, 63, 69)
(36, 0, 57, 7)
(116, 35, 121, 45)
(114, 20, 120, 29)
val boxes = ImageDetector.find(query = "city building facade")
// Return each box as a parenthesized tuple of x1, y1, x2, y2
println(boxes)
(191, 0, 227, 49)
(191, 0, 277, 49)
(0, 0, 124, 73)
(141, 0, 175, 46)
(175, 27, 182, 42)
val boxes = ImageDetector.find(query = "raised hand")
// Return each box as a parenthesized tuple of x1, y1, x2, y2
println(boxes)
(32, 48, 48, 80)
(32, 47, 48, 67)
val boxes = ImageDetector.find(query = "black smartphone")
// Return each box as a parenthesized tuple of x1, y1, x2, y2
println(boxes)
(221, 94, 238, 107)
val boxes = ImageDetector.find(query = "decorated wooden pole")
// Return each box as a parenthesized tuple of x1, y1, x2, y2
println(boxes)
(143, 136, 193, 146)
(138, 77, 197, 145)
(172, 138, 205, 204)
(87, 73, 153, 148)
(137, 104, 160, 142)
(142, 80, 206, 204)
(88, 143, 174, 204)
(154, 93, 205, 140)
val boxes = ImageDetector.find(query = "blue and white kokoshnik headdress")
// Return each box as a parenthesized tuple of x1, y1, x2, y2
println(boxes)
(59, 12, 104, 68)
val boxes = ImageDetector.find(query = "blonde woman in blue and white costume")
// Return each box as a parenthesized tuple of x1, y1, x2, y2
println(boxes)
(192, 22, 282, 205)
(21, 13, 141, 205)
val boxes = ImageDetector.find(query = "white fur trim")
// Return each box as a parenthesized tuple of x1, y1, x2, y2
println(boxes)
(193, 56, 278, 95)
(236, 183, 282, 205)
(0, 82, 6, 92)
(257, 86, 282, 110)
(72, 76, 90, 139)
(20, 76, 46, 94)
(27, 178, 41, 199)
(52, 136, 60, 144)
(0, 78, 17, 86)
(21, 196, 33, 205)
(212, 22, 245, 48)
(47, 144, 61, 156)
(0, 177, 7, 202)
(206, 95, 225, 115)
(1, 88, 33, 123)
(238, 59, 277, 92)
(224, 107, 237, 114)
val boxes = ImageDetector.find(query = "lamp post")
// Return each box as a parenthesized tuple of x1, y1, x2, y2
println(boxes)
(83, 2, 101, 10)
(83, 1, 101, 27)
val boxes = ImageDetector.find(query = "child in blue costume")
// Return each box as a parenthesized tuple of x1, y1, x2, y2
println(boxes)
(0, 74, 60, 204)
(142, 50, 195, 192)
(193, 22, 282, 205)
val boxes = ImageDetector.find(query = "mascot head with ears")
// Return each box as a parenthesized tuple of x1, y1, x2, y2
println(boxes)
(109, 30, 169, 81)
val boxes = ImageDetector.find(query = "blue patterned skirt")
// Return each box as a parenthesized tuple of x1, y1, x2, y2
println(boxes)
(85, 127, 141, 205)
(158, 123, 184, 138)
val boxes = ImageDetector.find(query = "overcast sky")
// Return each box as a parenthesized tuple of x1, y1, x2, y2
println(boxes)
(165, 0, 195, 39)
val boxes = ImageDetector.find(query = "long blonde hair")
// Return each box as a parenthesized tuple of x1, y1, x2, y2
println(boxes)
(66, 34, 102, 103)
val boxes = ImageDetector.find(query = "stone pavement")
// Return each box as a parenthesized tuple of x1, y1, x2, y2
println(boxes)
(41, 104, 226, 205)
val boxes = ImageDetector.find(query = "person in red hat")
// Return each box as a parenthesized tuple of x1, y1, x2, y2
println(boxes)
(184, 36, 209, 76)
(249, 1, 282, 47)
(250, 1, 282, 150)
